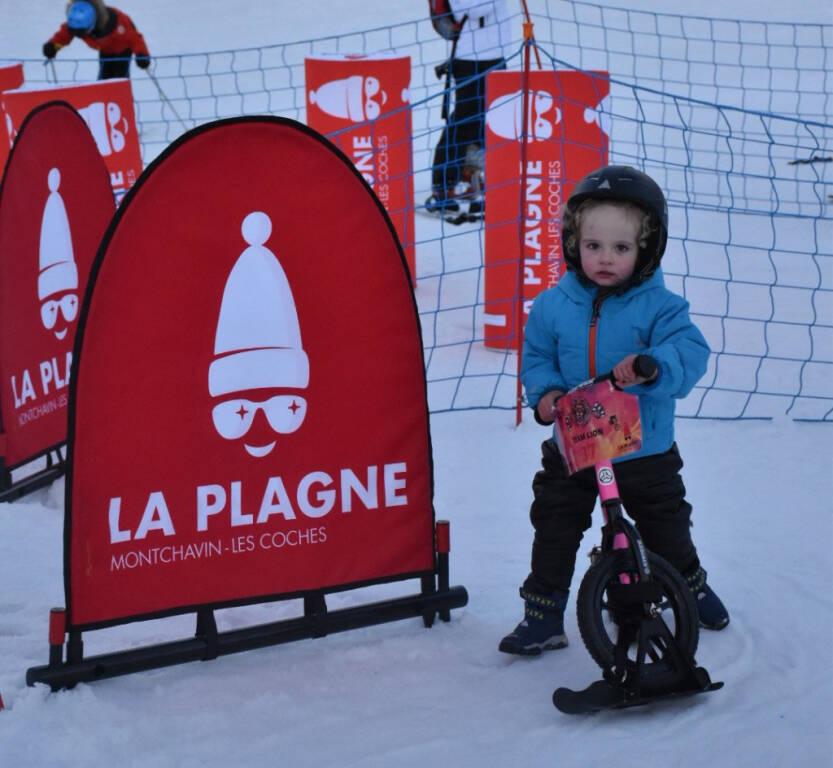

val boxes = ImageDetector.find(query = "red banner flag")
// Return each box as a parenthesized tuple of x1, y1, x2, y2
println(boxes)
(67, 117, 434, 629)
(305, 55, 416, 280)
(2, 80, 143, 204)
(0, 102, 114, 468)
(483, 70, 610, 349)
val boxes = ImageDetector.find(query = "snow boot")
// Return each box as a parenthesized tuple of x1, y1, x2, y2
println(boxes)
(498, 587, 569, 656)
(686, 566, 729, 630)
(467, 197, 484, 217)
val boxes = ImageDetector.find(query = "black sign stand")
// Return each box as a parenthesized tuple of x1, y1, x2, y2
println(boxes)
(27, 520, 467, 690)
(0, 447, 66, 503)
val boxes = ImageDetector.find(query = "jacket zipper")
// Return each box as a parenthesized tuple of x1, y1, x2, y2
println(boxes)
(588, 294, 605, 378)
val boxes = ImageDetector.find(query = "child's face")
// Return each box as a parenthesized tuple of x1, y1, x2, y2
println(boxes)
(578, 204, 641, 288)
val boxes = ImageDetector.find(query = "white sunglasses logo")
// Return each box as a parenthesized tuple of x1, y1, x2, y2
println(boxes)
(41, 293, 79, 339)
(212, 395, 307, 441)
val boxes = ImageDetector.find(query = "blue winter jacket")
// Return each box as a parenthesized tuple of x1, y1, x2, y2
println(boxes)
(522, 269, 710, 462)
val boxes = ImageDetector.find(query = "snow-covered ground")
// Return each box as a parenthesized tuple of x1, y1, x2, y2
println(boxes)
(1, 416, 831, 767)
(1, 2, 832, 767)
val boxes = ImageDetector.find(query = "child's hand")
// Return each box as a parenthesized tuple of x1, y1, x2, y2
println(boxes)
(613, 354, 657, 387)
(536, 390, 563, 423)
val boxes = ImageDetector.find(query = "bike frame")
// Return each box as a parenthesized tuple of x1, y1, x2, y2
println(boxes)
(593, 458, 652, 584)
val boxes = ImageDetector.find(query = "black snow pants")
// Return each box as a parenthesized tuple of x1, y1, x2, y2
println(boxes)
(430, 57, 505, 195)
(523, 440, 700, 595)
(98, 49, 131, 80)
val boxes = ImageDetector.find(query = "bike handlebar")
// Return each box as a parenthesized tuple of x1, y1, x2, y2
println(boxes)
(633, 354, 658, 380)
(591, 354, 658, 389)
(551, 355, 659, 407)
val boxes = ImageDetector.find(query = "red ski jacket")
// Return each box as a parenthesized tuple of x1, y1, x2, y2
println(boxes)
(48, 7, 150, 57)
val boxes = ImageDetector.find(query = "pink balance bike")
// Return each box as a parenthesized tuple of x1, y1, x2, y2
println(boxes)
(550, 356, 722, 714)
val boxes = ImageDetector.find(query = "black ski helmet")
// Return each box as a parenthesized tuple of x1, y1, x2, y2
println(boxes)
(562, 165, 669, 284)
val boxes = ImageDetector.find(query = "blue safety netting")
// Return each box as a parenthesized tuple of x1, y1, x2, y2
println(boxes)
(9, 1, 831, 420)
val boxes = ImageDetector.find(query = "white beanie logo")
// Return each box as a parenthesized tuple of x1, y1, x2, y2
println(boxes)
(309, 75, 389, 122)
(38, 168, 79, 341)
(486, 90, 559, 142)
(78, 101, 128, 156)
(209, 212, 310, 459)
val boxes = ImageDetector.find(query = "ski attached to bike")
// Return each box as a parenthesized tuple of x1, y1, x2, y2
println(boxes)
(553, 595, 723, 714)
(554, 674, 723, 715)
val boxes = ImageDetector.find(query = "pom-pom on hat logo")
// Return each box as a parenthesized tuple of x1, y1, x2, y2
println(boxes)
(209, 212, 309, 458)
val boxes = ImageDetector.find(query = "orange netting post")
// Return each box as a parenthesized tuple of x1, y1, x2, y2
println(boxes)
(514, 15, 539, 426)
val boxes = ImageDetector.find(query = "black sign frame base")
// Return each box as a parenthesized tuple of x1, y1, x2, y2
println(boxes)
(27, 522, 467, 691)
(0, 447, 66, 503)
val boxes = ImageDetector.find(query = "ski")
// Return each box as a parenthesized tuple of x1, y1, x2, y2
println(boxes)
(553, 675, 723, 715)
(415, 205, 484, 226)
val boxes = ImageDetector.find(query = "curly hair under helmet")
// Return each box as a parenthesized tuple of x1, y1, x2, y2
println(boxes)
(561, 165, 669, 287)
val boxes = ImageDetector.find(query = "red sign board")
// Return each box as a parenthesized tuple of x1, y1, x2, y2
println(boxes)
(0, 63, 24, 177)
(0, 63, 23, 92)
(0, 102, 114, 467)
(305, 55, 415, 280)
(483, 70, 610, 348)
(67, 117, 434, 629)
(2, 80, 143, 204)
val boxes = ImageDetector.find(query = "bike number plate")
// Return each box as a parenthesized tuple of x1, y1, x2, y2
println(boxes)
(553, 379, 642, 474)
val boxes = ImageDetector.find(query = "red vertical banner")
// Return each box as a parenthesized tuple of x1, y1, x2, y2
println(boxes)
(305, 55, 415, 281)
(1, 80, 143, 204)
(0, 63, 24, 177)
(0, 102, 114, 468)
(483, 70, 610, 349)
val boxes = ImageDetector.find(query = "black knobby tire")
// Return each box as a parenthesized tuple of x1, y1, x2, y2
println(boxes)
(576, 549, 699, 691)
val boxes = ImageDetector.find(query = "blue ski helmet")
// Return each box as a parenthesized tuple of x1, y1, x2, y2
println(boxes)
(67, 1, 97, 34)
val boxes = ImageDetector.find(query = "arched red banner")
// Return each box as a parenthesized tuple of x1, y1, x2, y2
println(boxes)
(67, 117, 434, 629)
(0, 102, 114, 469)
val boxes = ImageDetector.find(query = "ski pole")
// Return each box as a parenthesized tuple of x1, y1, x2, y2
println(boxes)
(145, 69, 190, 132)
(43, 59, 58, 84)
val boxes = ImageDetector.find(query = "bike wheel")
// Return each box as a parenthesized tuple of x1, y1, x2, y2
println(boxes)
(577, 549, 699, 691)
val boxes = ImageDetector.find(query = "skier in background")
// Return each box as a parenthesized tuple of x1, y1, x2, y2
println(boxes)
(42, 1, 151, 80)
(425, 0, 512, 219)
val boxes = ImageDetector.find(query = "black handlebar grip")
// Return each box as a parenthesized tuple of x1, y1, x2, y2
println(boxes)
(633, 354, 658, 380)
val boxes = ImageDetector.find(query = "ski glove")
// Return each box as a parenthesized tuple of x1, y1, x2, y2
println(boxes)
(135, 54, 151, 69)
(43, 42, 57, 59)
